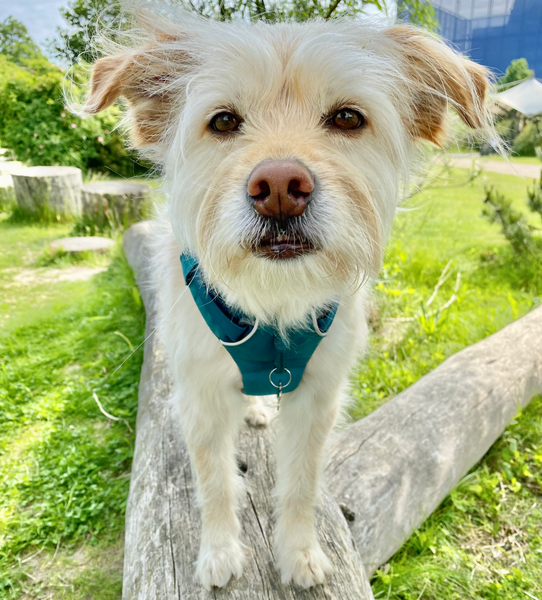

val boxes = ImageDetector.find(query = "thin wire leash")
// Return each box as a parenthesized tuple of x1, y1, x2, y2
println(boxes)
(91, 277, 194, 425)
(110, 278, 193, 377)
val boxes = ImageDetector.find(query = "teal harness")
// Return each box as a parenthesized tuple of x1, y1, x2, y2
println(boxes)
(181, 254, 338, 397)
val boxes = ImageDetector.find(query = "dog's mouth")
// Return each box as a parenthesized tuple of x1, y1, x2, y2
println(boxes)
(252, 231, 317, 260)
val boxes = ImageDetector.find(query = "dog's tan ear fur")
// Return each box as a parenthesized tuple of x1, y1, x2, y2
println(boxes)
(84, 47, 180, 147)
(384, 25, 490, 147)
(84, 54, 133, 114)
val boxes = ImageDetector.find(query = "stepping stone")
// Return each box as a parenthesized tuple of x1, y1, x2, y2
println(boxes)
(49, 236, 115, 254)
(12, 166, 82, 219)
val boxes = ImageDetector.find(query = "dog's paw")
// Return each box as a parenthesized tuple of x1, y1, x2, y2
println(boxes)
(196, 542, 245, 590)
(277, 544, 332, 588)
(245, 402, 272, 427)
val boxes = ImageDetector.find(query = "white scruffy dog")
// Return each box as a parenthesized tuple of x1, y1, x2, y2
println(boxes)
(83, 4, 492, 590)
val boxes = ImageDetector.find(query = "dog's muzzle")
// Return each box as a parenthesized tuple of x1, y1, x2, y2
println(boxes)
(247, 160, 317, 260)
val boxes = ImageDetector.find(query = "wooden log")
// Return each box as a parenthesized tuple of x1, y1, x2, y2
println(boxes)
(122, 222, 374, 600)
(12, 166, 82, 219)
(327, 304, 542, 576)
(82, 181, 150, 230)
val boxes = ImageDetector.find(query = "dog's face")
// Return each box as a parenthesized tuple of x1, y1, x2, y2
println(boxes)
(85, 12, 490, 325)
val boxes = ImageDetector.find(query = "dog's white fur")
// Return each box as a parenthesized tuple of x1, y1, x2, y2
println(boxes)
(82, 4, 494, 589)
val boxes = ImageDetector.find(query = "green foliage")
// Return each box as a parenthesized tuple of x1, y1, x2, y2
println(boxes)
(55, 0, 121, 64)
(482, 187, 538, 257)
(0, 50, 145, 177)
(397, 0, 438, 31)
(498, 58, 534, 87)
(512, 121, 540, 157)
(0, 16, 42, 64)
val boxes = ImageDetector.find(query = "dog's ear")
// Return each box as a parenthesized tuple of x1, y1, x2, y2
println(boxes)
(384, 26, 490, 147)
(83, 45, 183, 147)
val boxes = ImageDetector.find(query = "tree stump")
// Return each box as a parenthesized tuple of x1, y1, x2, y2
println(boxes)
(12, 166, 83, 220)
(0, 175, 14, 210)
(81, 181, 151, 230)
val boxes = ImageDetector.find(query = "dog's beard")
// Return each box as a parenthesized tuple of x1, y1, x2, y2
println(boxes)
(241, 213, 323, 261)
(196, 207, 376, 329)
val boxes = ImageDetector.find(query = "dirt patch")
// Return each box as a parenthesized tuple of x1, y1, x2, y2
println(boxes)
(10, 266, 107, 286)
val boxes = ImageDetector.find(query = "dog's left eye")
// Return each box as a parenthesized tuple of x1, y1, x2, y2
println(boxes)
(329, 109, 366, 131)
(210, 111, 241, 133)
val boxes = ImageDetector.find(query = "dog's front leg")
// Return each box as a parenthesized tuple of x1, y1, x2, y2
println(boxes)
(273, 382, 340, 588)
(177, 384, 246, 589)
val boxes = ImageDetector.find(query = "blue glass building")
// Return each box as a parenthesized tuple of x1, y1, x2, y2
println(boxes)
(432, 0, 542, 77)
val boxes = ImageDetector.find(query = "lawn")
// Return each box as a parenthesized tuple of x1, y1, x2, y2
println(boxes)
(0, 166, 540, 599)
(0, 223, 145, 598)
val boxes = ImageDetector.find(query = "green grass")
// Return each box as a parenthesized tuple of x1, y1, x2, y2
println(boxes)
(350, 169, 542, 598)
(0, 167, 541, 598)
(0, 220, 144, 599)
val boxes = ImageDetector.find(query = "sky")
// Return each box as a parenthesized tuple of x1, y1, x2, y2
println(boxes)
(0, 0, 69, 53)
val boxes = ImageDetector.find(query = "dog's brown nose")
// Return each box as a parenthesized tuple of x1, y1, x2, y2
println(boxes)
(247, 161, 314, 221)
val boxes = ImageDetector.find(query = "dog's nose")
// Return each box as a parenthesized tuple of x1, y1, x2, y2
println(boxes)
(247, 161, 314, 221)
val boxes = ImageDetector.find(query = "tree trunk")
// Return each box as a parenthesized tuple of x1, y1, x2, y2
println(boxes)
(12, 166, 82, 219)
(82, 181, 150, 230)
(122, 222, 374, 600)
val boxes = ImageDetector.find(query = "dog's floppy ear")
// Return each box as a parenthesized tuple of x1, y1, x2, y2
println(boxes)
(83, 45, 182, 147)
(384, 26, 490, 147)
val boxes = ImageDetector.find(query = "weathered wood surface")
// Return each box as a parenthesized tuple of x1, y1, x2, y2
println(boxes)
(327, 304, 542, 575)
(12, 166, 82, 218)
(82, 181, 150, 229)
(122, 222, 374, 600)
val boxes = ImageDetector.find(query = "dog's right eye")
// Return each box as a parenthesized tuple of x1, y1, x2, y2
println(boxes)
(210, 112, 241, 133)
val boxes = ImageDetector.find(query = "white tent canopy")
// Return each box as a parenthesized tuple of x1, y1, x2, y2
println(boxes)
(495, 78, 542, 117)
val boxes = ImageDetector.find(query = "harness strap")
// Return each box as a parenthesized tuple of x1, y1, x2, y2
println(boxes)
(180, 253, 338, 396)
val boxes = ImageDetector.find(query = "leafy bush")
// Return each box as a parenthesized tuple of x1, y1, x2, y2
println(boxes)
(0, 18, 148, 177)
(497, 57, 533, 87)
(512, 122, 540, 157)
(0, 55, 146, 177)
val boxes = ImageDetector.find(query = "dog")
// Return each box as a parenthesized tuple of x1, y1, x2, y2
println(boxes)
(82, 4, 492, 590)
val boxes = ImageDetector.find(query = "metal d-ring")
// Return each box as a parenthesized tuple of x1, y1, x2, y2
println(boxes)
(269, 368, 292, 390)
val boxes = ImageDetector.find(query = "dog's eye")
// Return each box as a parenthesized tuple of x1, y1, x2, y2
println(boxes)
(329, 109, 365, 131)
(210, 111, 241, 133)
